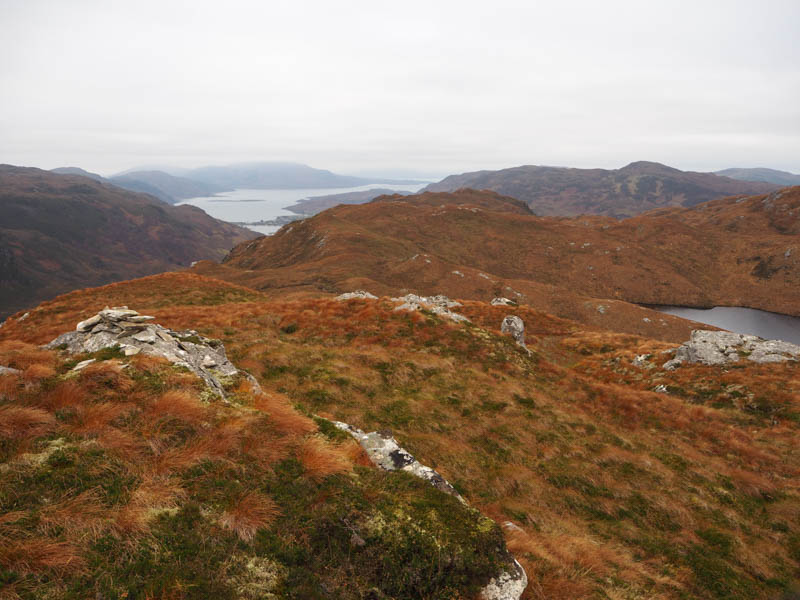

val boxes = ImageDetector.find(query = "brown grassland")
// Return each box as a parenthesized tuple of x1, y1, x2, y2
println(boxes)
(1, 271, 798, 598)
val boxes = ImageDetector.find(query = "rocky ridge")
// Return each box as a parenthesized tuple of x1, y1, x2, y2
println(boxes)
(45, 307, 258, 397)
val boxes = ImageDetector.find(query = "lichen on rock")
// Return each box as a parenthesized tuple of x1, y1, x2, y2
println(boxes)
(663, 329, 800, 369)
(45, 306, 259, 398)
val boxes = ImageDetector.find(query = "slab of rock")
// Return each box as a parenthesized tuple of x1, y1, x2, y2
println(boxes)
(336, 290, 378, 301)
(491, 297, 516, 306)
(46, 307, 260, 398)
(390, 294, 469, 323)
(664, 329, 800, 370)
(333, 420, 526, 599)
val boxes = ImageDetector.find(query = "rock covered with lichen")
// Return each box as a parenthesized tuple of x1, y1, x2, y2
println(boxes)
(663, 329, 800, 369)
(45, 306, 258, 397)
(391, 294, 469, 323)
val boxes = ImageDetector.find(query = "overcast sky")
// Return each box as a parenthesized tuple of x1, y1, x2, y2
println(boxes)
(1, 0, 798, 177)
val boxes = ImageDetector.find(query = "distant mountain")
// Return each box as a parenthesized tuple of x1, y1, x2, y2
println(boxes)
(185, 161, 424, 190)
(716, 167, 800, 186)
(0, 165, 257, 318)
(424, 161, 779, 218)
(51, 166, 105, 181)
(197, 186, 800, 320)
(109, 170, 231, 204)
(285, 188, 415, 215)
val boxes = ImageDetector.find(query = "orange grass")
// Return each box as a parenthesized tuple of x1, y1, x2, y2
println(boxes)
(220, 492, 280, 541)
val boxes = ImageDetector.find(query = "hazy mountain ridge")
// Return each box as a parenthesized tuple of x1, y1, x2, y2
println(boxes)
(0, 165, 257, 318)
(716, 167, 800, 186)
(424, 161, 779, 217)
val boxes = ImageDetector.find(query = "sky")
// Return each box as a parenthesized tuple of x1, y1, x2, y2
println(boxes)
(1, 0, 799, 178)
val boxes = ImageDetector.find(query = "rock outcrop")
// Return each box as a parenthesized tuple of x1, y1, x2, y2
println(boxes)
(501, 315, 528, 352)
(663, 330, 800, 369)
(333, 421, 527, 599)
(333, 421, 465, 502)
(336, 290, 378, 301)
(491, 297, 516, 306)
(0, 365, 21, 377)
(391, 294, 469, 323)
(46, 307, 258, 397)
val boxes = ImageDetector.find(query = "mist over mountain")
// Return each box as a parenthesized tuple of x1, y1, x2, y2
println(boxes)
(425, 161, 778, 218)
(184, 162, 425, 189)
(108, 171, 231, 204)
(716, 167, 800, 186)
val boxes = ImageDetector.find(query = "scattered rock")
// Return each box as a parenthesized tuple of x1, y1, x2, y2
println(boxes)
(71, 359, 96, 372)
(596, 304, 608, 314)
(663, 330, 800, 369)
(452, 270, 464, 277)
(333, 421, 465, 501)
(491, 297, 516, 306)
(18, 312, 29, 322)
(390, 294, 469, 323)
(336, 290, 378, 301)
(632, 354, 651, 368)
(654, 384, 668, 393)
(0, 365, 21, 377)
(46, 307, 260, 398)
(501, 316, 528, 352)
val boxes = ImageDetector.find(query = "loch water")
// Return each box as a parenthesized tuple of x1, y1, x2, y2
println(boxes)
(651, 306, 800, 345)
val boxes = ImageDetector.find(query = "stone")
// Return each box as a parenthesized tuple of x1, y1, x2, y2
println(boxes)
(501, 316, 528, 352)
(491, 297, 516, 306)
(46, 308, 261, 398)
(480, 560, 528, 600)
(664, 330, 800, 369)
(132, 330, 157, 344)
(336, 290, 378, 301)
(632, 354, 650, 368)
(0, 365, 21, 377)
(333, 421, 465, 502)
(71, 359, 96, 372)
(76, 314, 102, 332)
(18, 312, 29, 321)
(390, 294, 469, 323)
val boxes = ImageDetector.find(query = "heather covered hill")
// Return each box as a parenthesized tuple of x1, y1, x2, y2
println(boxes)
(2, 272, 799, 599)
(0, 165, 257, 318)
(196, 188, 800, 321)
(424, 161, 779, 217)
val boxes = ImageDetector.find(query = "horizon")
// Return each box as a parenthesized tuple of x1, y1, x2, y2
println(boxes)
(2, 0, 798, 176)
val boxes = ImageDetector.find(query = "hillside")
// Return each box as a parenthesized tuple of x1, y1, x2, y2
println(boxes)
(2, 272, 798, 599)
(716, 168, 800, 187)
(108, 170, 231, 204)
(193, 188, 800, 323)
(285, 188, 414, 215)
(424, 161, 778, 217)
(0, 165, 257, 319)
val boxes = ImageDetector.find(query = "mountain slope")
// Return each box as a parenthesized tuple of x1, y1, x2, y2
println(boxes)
(109, 170, 231, 204)
(0, 165, 257, 318)
(2, 272, 798, 599)
(716, 167, 800, 186)
(193, 188, 800, 324)
(424, 161, 779, 217)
